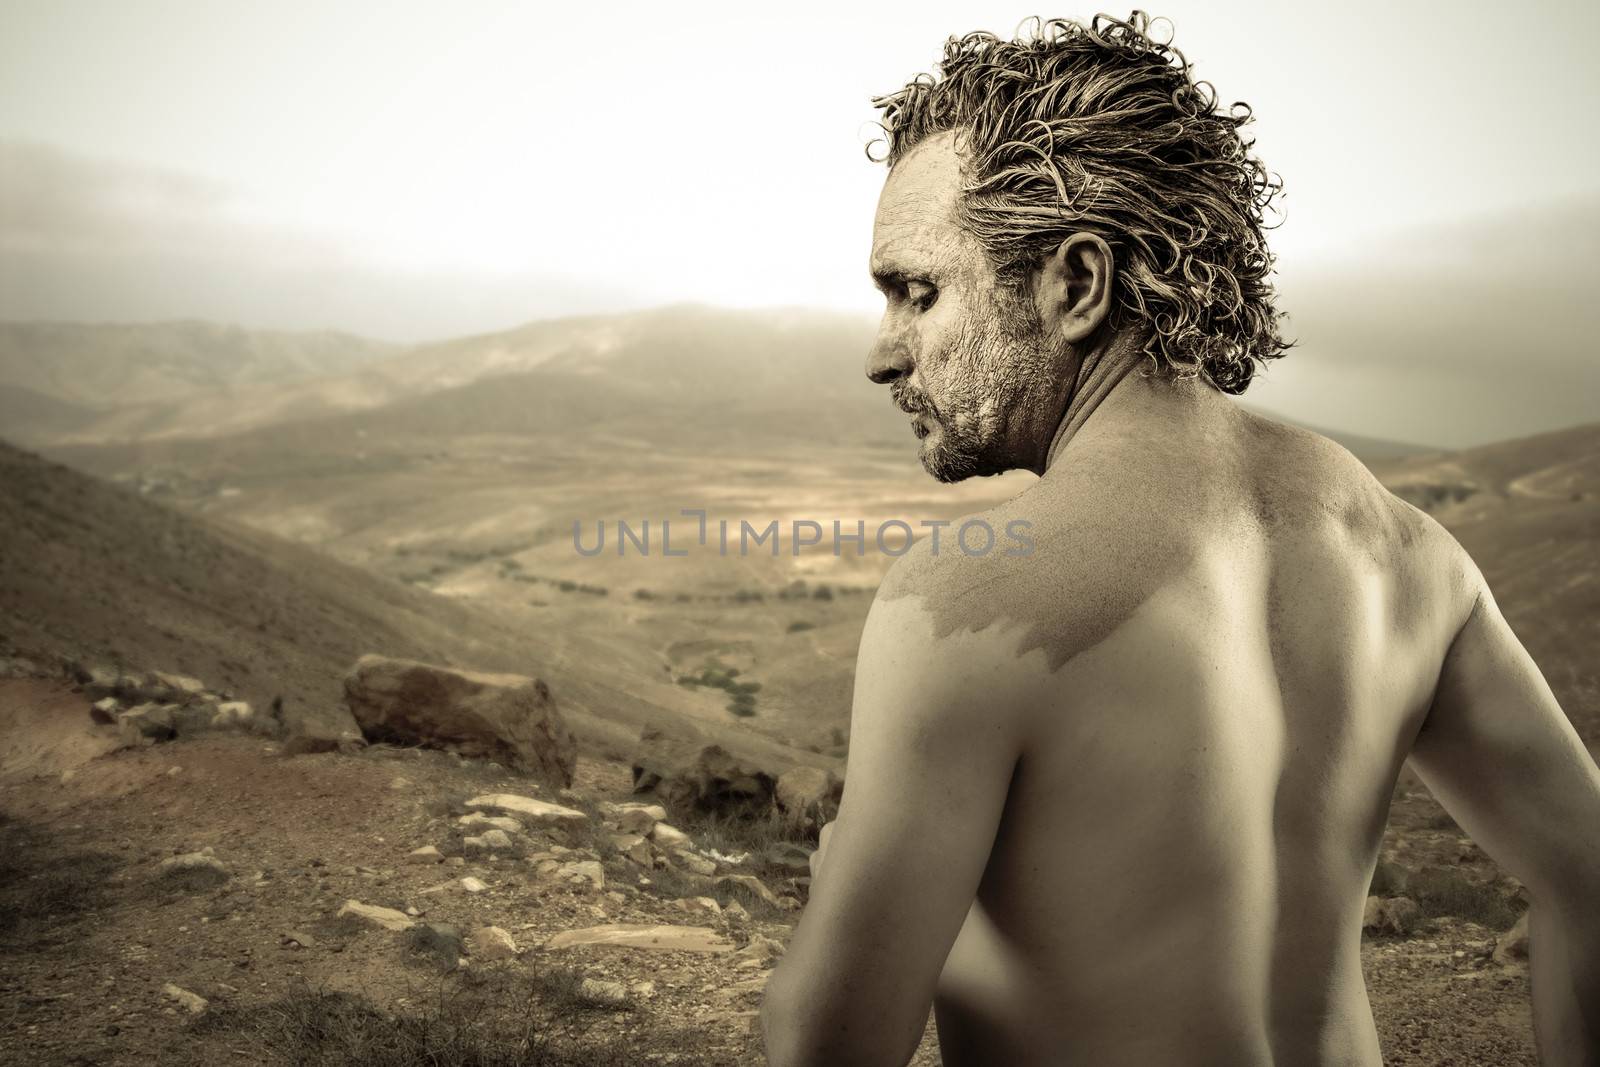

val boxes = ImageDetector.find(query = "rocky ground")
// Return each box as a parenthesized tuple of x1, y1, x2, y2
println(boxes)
(0, 664, 1541, 1066)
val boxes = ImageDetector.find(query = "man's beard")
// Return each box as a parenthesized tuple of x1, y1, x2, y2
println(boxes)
(893, 286, 1057, 483)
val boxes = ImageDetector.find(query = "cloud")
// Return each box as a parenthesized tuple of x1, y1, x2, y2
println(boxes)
(0, 140, 635, 341)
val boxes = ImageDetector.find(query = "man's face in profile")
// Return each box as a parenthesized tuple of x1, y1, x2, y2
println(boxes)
(867, 130, 1066, 482)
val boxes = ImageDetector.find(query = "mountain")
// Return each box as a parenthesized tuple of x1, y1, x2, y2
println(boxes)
(0, 320, 397, 444)
(26, 305, 1423, 470)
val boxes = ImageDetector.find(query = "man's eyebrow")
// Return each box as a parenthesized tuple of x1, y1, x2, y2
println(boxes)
(871, 267, 907, 291)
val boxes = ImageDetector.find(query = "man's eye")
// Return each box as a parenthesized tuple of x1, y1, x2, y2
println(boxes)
(907, 284, 938, 312)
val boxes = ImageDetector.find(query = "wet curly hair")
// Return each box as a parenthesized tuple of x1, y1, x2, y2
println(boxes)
(872, 12, 1290, 394)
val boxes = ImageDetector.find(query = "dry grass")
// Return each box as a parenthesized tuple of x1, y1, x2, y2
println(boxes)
(0, 813, 120, 944)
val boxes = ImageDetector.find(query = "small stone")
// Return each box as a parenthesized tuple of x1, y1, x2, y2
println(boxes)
(390, 777, 412, 791)
(673, 849, 716, 876)
(407, 846, 443, 865)
(546, 923, 735, 954)
(717, 873, 781, 907)
(558, 860, 604, 891)
(608, 833, 652, 867)
(673, 896, 722, 916)
(479, 829, 514, 851)
(580, 977, 631, 1004)
(157, 852, 230, 883)
(213, 701, 253, 728)
(281, 930, 317, 949)
(464, 794, 588, 826)
(337, 900, 416, 932)
(162, 984, 208, 1014)
(89, 697, 120, 724)
(446, 856, 465, 867)
(723, 900, 751, 924)
(467, 925, 518, 960)
(462, 835, 488, 857)
(1494, 911, 1531, 964)
(651, 823, 690, 848)
(460, 877, 488, 894)
(458, 813, 523, 834)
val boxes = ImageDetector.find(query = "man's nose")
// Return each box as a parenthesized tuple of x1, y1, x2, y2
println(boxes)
(865, 334, 912, 384)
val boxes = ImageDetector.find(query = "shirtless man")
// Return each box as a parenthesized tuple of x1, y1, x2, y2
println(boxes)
(760, 15, 1600, 1066)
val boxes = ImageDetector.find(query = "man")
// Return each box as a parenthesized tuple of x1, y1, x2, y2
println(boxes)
(761, 14, 1600, 1067)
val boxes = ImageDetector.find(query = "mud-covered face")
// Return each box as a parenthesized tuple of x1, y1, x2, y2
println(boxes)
(867, 132, 1065, 481)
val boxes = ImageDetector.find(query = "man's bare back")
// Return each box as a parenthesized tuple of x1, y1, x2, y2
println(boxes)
(762, 16, 1600, 1065)
(920, 389, 1464, 1065)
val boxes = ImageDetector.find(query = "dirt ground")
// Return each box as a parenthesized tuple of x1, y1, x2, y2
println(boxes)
(0, 679, 1537, 1066)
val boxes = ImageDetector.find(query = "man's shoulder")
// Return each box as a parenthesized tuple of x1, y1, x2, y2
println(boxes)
(867, 488, 1162, 677)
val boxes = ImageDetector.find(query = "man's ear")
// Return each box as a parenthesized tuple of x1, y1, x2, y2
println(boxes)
(1032, 232, 1116, 343)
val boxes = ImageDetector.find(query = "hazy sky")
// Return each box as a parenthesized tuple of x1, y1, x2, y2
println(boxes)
(2, 0, 1597, 444)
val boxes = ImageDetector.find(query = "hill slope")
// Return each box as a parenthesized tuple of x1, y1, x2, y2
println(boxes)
(0, 440, 829, 771)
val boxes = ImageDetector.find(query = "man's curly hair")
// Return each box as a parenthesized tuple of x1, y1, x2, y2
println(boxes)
(872, 12, 1290, 394)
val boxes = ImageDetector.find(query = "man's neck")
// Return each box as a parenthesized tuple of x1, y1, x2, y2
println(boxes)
(1040, 328, 1149, 473)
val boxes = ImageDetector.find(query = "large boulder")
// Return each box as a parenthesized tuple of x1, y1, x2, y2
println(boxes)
(343, 655, 575, 785)
(630, 727, 775, 818)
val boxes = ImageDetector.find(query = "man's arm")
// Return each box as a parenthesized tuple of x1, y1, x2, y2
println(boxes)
(761, 586, 1024, 1067)
(1407, 569, 1600, 1065)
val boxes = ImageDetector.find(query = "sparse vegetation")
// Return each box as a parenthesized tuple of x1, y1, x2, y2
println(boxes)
(1407, 867, 1521, 930)
(674, 660, 763, 718)
(185, 977, 646, 1067)
(0, 815, 120, 943)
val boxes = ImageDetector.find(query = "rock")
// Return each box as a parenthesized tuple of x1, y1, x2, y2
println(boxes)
(458, 812, 523, 834)
(337, 900, 416, 932)
(170, 704, 218, 736)
(281, 705, 366, 756)
(1494, 911, 1531, 964)
(462, 835, 489, 858)
(673, 896, 722, 916)
(651, 822, 690, 849)
(161, 983, 208, 1014)
(545, 923, 736, 954)
(479, 828, 514, 852)
(460, 877, 488, 893)
(605, 802, 666, 834)
(118, 703, 176, 745)
(774, 766, 843, 830)
(735, 932, 786, 965)
(407, 846, 444, 865)
(407, 923, 464, 966)
(281, 930, 317, 949)
(558, 860, 605, 891)
(152, 671, 208, 702)
(343, 655, 577, 785)
(579, 977, 631, 1005)
(631, 727, 776, 818)
(467, 926, 518, 960)
(672, 849, 717, 876)
(89, 697, 120, 724)
(717, 873, 781, 907)
(761, 841, 815, 876)
(156, 851, 230, 884)
(1362, 895, 1422, 937)
(465, 794, 587, 826)
(213, 701, 253, 728)
(608, 833, 652, 867)
(723, 900, 751, 924)
(76, 663, 121, 698)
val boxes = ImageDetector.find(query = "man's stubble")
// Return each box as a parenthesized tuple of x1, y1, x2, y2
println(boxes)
(894, 281, 1064, 482)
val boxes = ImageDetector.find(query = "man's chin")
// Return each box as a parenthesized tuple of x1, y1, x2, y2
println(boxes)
(918, 438, 993, 483)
